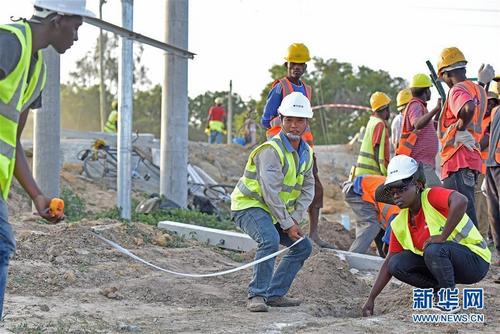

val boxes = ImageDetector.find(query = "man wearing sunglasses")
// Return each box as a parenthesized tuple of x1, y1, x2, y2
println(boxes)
(362, 155, 490, 316)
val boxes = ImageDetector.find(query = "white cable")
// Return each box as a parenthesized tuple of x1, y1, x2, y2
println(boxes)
(92, 232, 304, 278)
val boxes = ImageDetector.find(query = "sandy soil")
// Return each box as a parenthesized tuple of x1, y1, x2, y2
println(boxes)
(1, 143, 498, 333)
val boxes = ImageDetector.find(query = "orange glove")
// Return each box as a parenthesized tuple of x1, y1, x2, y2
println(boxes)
(49, 198, 65, 218)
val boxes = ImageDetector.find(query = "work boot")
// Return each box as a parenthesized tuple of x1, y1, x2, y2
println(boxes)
(266, 296, 302, 307)
(247, 296, 268, 312)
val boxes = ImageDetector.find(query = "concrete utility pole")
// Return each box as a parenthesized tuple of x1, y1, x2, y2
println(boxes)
(117, 0, 134, 219)
(33, 47, 60, 200)
(227, 80, 233, 144)
(160, 0, 189, 207)
(98, 0, 107, 132)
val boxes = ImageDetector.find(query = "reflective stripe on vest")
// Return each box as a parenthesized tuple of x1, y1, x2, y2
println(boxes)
(359, 175, 400, 229)
(267, 77, 313, 141)
(0, 22, 46, 200)
(354, 116, 387, 177)
(396, 98, 424, 156)
(391, 188, 491, 263)
(438, 81, 487, 166)
(230, 134, 314, 221)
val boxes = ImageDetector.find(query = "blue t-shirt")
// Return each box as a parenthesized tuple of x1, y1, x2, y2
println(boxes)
(261, 80, 308, 128)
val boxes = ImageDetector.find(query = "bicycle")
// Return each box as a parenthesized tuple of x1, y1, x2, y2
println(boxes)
(77, 138, 160, 182)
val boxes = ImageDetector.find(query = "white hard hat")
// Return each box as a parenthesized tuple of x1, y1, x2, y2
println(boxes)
(33, 0, 95, 18)
(277, 92, 313, 118)
(374, 154, 424, 205)
(214, 97, 224, 105)
(384, 155, 419, 185)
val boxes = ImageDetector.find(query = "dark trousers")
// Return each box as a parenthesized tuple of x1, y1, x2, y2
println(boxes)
(443, 168, 479, 228)
(486, 166, 500, 257)
(388, 242, 489, 289)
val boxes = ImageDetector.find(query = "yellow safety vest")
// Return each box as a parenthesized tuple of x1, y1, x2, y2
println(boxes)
(230, 134, 314, 222)
(0, 22, 46, 200)
(209, 120, 224, 133)
(104, 110, 118, 133)
(354, 116, 387, 177)
(391, 188, 491, 263)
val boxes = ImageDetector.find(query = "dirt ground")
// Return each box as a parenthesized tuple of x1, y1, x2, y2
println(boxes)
(1, 143, 498, 333)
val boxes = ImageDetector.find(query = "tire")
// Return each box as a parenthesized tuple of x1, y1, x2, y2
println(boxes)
(83, 152, 117, 180)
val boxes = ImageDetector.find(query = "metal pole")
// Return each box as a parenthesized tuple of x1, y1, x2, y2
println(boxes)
(227, 80, 233, 144)
(33, 47, 60, 200)
(98, 0, 106, 132)
(117, 0, 134, 219)
(160, 0, 189, 208)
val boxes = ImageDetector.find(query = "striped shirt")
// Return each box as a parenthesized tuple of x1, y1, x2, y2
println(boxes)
(403, 99, 439, 167)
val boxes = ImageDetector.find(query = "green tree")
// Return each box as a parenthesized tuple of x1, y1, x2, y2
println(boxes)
(256, 58, 407, 145)
(188, 91, 248, 142)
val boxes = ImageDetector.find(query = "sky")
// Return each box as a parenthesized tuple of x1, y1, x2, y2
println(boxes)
(2, 0, 500, 103)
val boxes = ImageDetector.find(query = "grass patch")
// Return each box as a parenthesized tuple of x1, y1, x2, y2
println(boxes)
(60, 187, 87, 222)
(93, 202, 236, 231)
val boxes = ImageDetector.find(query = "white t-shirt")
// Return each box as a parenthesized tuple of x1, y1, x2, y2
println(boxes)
(390, 113, 403, 151)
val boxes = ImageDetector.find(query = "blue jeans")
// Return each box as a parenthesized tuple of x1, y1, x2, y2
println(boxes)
(209, 130, 223, 144)
(0, 198, 16, 320)
(388, 241, 489, 290)
(232, 207, 312, 300)
(442, 168, 478, 228)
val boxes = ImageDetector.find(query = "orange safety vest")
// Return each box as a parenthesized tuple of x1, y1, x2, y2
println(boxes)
(266, 77, 314, 146)
(480, 113, 492, 174)
(359, 175, 400, 229)
(438, 80, 487, 166)
(395, 98, 426, 156)
(489, 106, 500, 164)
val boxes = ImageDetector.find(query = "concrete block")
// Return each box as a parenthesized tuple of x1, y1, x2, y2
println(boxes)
(324, 248, 383, 271)
(158, 221, 257, 252)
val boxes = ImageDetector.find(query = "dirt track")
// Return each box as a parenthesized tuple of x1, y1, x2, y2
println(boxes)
(1, 143, 498, 333)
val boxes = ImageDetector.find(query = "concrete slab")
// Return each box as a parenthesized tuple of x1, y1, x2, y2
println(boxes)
(324, 248, 384, 271)
(158, 221, 257, 252)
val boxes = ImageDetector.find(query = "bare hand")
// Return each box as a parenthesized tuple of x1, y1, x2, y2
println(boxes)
(33, 195, 64, 224)
(286, 224, 303, 241)
(435, 98, 442, 111)
(423, 235, 445, 249)
(362, 298, 375, 317)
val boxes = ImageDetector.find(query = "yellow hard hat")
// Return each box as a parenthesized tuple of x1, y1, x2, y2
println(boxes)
(396, 89, 412, 110)
(111, 100, 118, 110)
(284, 43, 311, 63)
(437, 47, 467, 75)
(410, 73, 433, 88)
(370, 92, 391, 112)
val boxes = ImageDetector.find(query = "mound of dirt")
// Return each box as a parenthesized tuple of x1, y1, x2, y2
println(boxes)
(292, 252, 370, 318)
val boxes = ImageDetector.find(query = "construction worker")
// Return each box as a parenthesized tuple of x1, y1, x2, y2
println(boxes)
(485, 100, 500, 266)
(206, 97, 226, 144)
(342, 175, 400, 257)
(243, 109, 258, 147)
(104, 100, 118, 133)
(231, 92, 314, 312)
(396, 74, 442, 186)
(0, 0, 94, 318)
(391, 89, 412, 152)
(436, 47, 495, 228)
(479, 92, 499, 174)
(261, 43, 330, 248)
(353, 92, 391, 177)
(362, 155, 490, 316)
